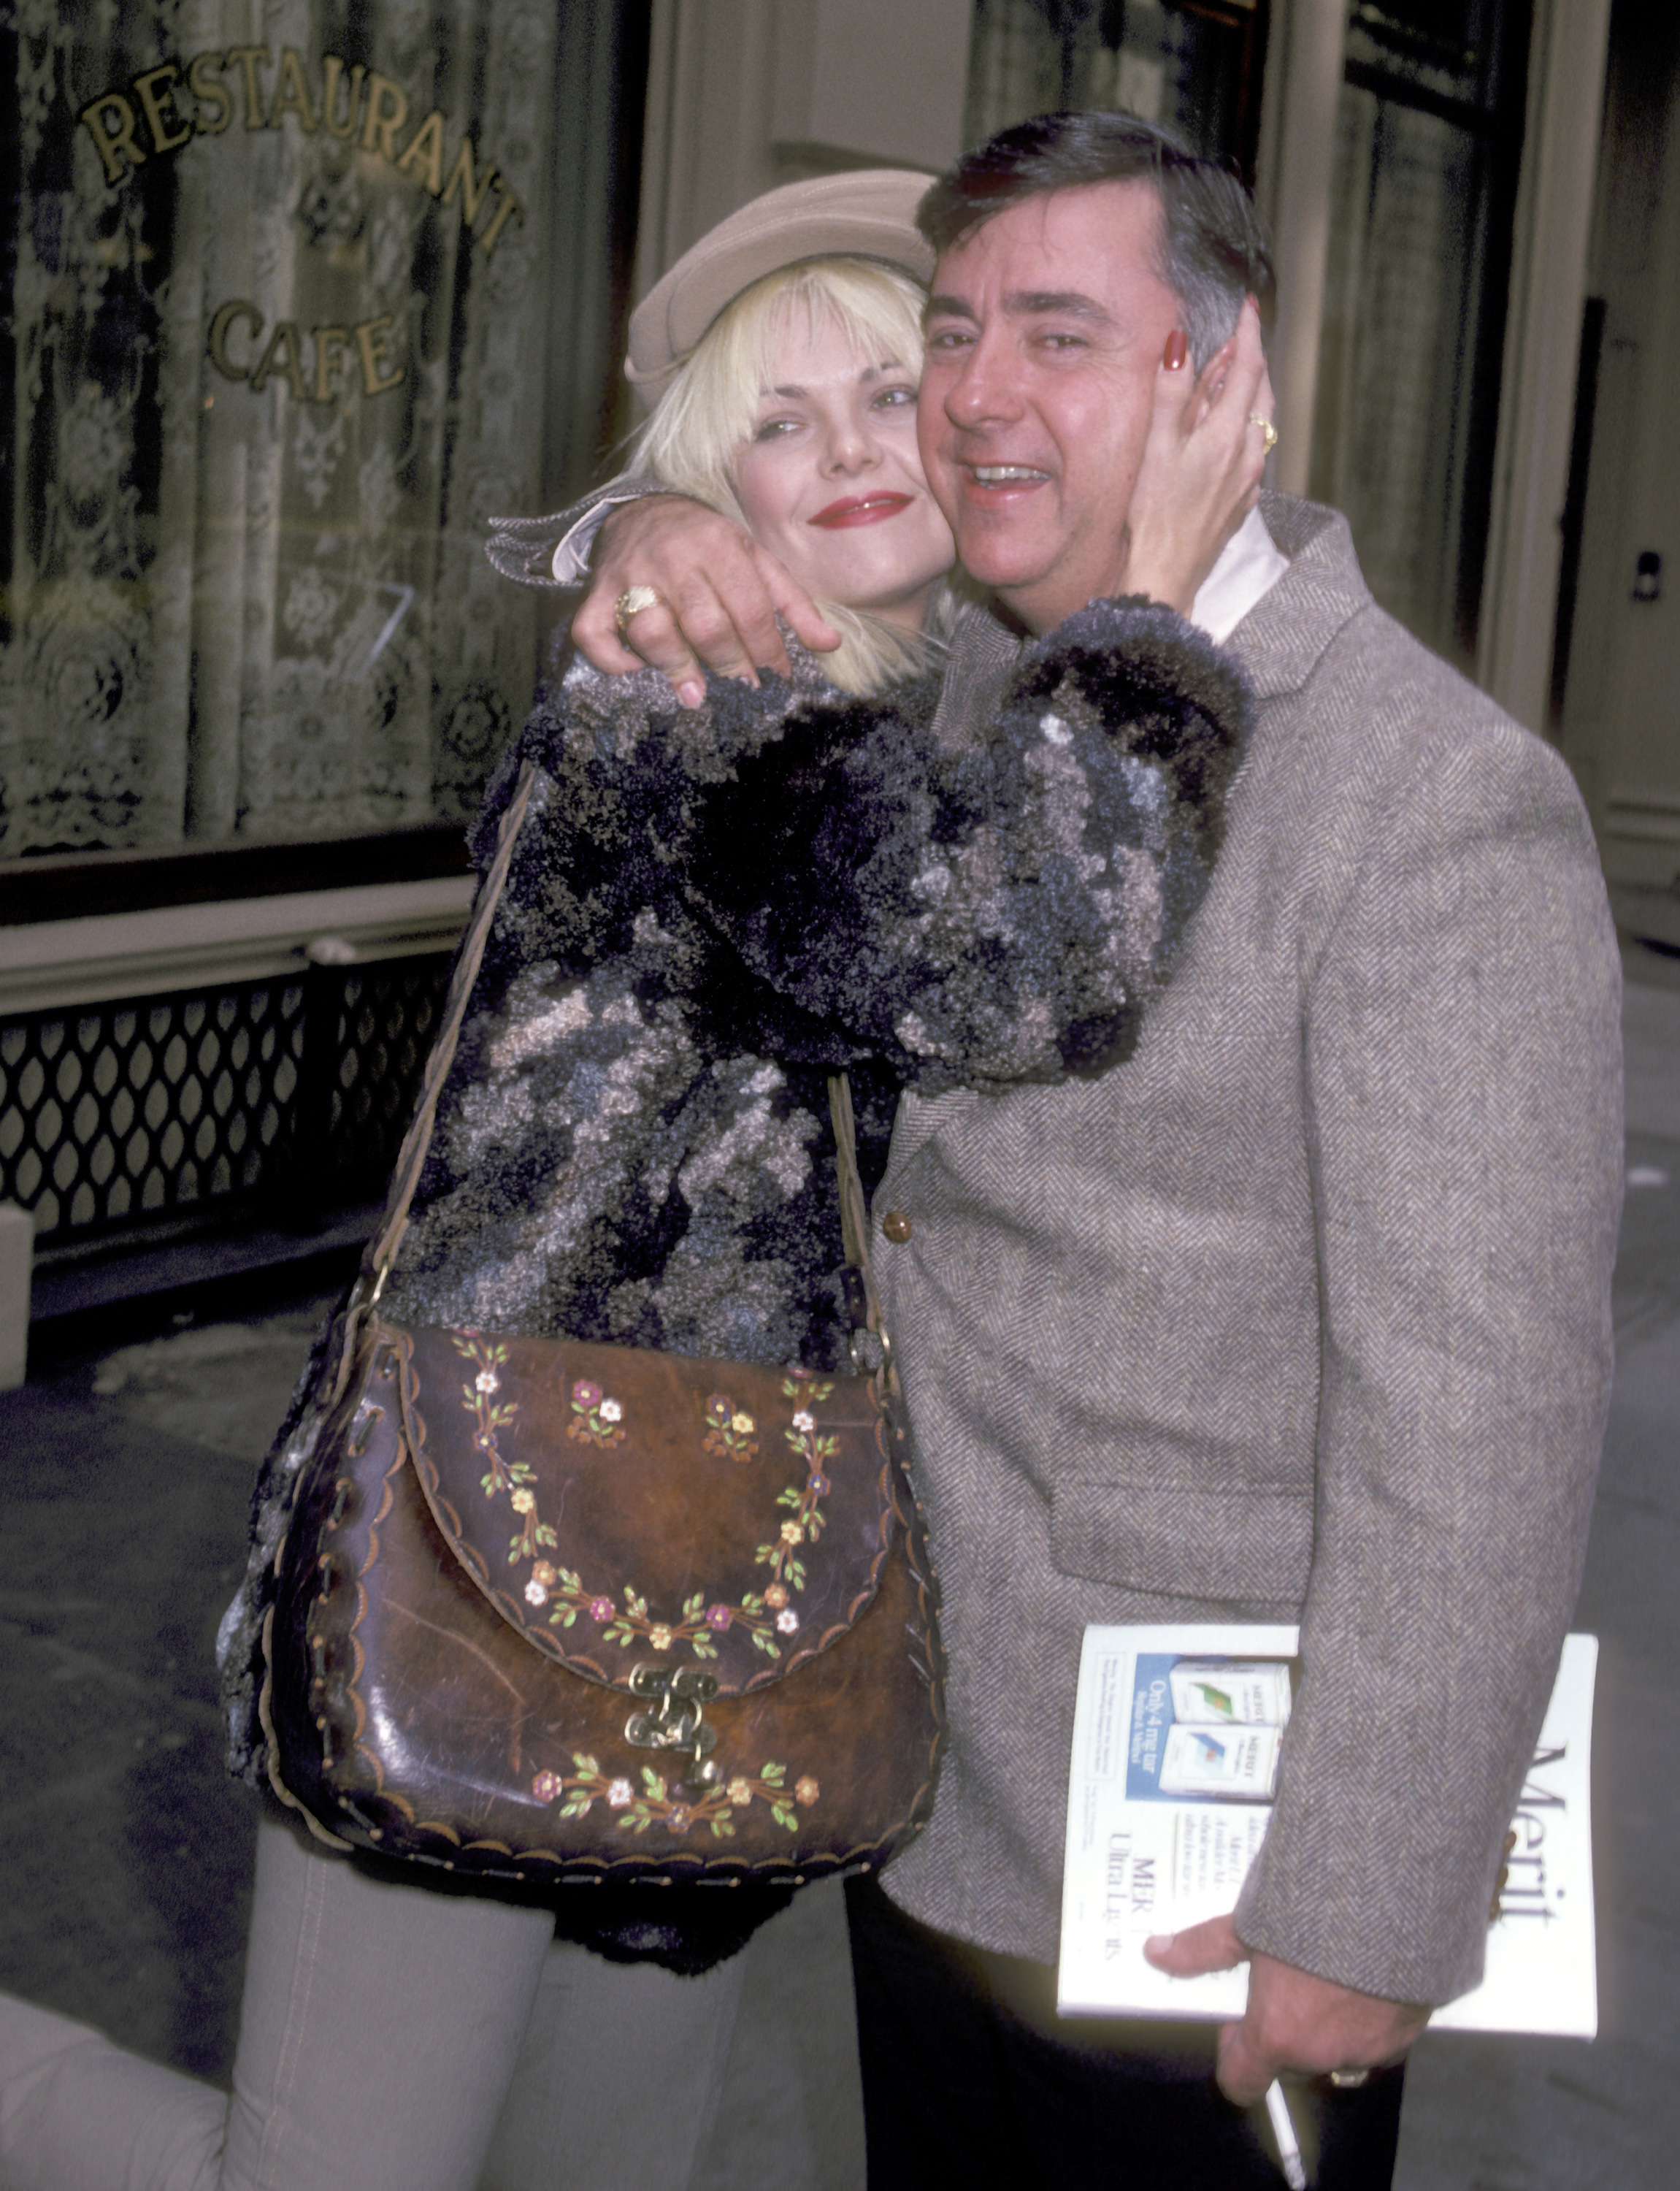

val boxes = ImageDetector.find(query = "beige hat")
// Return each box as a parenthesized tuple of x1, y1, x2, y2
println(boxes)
(626, 170, 935, 401)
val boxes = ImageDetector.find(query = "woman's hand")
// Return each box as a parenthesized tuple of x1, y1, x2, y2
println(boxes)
(570, 496, 841, 706)
(1119, 297, 1273, 616)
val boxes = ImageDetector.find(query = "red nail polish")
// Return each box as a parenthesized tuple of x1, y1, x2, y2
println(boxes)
(1164, 329, 1188, 372)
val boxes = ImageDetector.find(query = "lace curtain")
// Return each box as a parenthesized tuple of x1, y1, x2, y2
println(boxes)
(0, 0, 643, 858)
(1308, 0, 1532, 677)
(964, 1, 1266, 169)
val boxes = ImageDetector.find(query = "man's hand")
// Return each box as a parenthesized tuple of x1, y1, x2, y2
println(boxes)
(1120, 297, 1273, 615)
(1144, 1915, 1429, 2107)
(570, 494, 840, 704)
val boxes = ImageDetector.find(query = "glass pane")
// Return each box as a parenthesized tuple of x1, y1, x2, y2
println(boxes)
(1309, 0, 1533, 673)
(0, 3, 645, 860)
(964, 0, 1269, 174)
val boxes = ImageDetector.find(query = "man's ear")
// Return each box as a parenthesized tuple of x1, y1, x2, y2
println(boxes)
(1189, 334, 1239, 429)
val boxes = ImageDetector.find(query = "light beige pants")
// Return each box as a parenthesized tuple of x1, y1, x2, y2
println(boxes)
(0, 1813, 793, 2191)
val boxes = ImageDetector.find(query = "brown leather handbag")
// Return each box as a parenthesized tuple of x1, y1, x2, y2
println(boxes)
(261, 763, 945, 1888)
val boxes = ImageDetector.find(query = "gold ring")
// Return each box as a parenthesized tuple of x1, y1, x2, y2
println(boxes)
(1251, 415, 1279, 456)
(1327, 2068, 1370, 2089)
(614, 585, 664, 640)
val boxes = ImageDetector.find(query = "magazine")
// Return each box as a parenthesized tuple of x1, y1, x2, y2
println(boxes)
(1056, 1626, 1597, 2038)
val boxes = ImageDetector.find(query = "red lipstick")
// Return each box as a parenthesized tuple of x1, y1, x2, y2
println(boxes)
(808, 493, 913, 529)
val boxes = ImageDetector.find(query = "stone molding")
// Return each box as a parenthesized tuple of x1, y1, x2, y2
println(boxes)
(0, 876, 475, 1018)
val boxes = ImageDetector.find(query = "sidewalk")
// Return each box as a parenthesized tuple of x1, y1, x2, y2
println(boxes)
(1391, 937, 1680, 2191)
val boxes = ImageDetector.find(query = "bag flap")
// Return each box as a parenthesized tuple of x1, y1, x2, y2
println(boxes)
(395, 1323, 894, 1696)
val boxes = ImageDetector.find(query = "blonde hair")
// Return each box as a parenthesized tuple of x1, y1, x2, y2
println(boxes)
(628, 257, 951, 695)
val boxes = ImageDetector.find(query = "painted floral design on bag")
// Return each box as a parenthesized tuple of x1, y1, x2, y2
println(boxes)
(702, 1394, 759, 1462)
(566, 1377, 626, 1448)
(526, 1569, 784, 1659)
(755, 1375, 839, 1599)
(529, 1755, 821, 1839)
(469, 1361, 849, 1663)
(450, 1334, 526, 1496)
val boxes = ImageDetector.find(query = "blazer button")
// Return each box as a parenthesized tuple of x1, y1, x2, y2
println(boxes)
(881, 1210, 913, 1243)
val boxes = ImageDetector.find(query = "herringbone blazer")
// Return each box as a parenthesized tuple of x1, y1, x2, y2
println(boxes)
(872, 493, 1623, 2006)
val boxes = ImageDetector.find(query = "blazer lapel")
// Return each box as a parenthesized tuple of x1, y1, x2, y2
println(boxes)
(937, 492, 1372, 738)
(1228, 492, 1373, 698)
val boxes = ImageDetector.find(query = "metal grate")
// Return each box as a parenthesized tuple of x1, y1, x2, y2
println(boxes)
(0, 956, 450, 1249)
(314, 963, 448, 1188)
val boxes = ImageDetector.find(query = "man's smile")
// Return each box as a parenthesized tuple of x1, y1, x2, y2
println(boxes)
(962, 464, 1053, 490)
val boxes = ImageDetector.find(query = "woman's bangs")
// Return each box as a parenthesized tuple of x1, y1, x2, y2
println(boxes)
(756, 263, 926, 394)
(699, 261, 927, 446)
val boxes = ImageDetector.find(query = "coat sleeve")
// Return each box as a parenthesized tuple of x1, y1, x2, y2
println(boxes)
(388, 657, 875, 1369)
(1232, 714, 1622, 2006)
(686, 600, 1253, 1092)
(485, 475, 674, 588)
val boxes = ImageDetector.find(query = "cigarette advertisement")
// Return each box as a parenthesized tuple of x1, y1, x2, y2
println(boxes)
(1057, 1626, 1597, 2038)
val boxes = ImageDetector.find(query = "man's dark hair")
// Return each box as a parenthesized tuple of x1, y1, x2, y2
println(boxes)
(917, 110, 1274, 371)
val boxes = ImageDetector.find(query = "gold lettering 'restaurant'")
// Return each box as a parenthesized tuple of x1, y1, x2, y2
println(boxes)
(360, 73, 410, 162)
(80, 46, 523, 256)
(187, 53, 234, 135)
(80, 92, 149, 186)
(207, 302, 407, 403)
(270, 48, 319, 133)
(396, 109, 447, 195)
(132, 64, 192, 154)
(223, 47, 270, 130)
(440, 135, 496, 224)
(321, 57, 367, 139)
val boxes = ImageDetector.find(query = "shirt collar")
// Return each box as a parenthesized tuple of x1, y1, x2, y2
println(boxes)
(1189, 505, 1290, 645)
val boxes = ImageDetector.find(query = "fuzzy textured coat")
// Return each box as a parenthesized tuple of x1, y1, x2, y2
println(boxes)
(374, 598, 1250, 1366)
(220, 600, 1252, 1813)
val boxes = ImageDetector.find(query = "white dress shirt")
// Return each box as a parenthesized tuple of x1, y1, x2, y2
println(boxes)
(1188, 503, 1290, 642)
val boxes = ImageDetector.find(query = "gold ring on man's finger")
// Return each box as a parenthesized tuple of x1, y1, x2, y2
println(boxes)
(614, 585, 665, 640)
(1327, 2068, 1370, 2089)
(1249, 415, 1279, 456)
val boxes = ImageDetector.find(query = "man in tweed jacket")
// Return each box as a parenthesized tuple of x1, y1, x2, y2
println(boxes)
(567, 115, 1621, 2182)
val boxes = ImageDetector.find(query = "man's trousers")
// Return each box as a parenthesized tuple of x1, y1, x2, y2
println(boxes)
(846, 1875, 1405, 2190)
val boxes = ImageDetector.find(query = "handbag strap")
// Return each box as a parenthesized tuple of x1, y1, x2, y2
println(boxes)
(354, 758, 541, 1307)
(341, 755, 891, 1374)
(828, 1073, 890, 1368)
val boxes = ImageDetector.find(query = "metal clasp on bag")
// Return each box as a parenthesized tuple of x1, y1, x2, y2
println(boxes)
(625, 1664, 722, 1786)
(846, 1325, 890, 1376)
(840, 1264, 893, 1378)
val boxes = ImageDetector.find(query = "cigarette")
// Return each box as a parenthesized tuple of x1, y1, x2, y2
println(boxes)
(1265, 2079, 1308, 2190)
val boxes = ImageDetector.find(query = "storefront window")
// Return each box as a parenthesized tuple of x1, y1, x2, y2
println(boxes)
(0, 1, 648, 860)
(0, 4, 649, 1266)
(1310, 0, 1533, 674)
